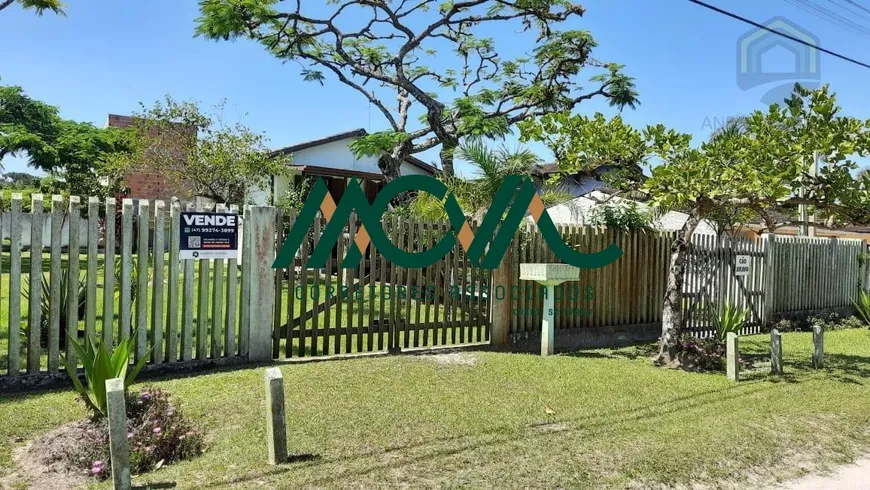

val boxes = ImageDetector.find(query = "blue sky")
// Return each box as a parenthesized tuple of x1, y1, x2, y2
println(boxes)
(1, 0, 869, 178)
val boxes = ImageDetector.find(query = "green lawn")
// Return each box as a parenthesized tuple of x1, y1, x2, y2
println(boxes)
(2, 329, 870, 489)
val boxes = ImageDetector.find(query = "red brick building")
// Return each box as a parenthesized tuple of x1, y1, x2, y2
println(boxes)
(106, 114, 193, 201)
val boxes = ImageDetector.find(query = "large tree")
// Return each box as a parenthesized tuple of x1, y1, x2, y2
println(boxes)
(194, 0, 638, 185)
(121, 96, 291, 204)
(0, 84, 134, 196)
(0, 0, 64, 15)
(522, 84, 870, 365)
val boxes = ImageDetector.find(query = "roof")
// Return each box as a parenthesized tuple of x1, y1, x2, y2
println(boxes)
(271, 128, 437, 175)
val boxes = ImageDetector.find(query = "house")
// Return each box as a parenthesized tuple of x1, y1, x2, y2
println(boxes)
(249, 129, 438, 205)
(541, 191, 723, 235)
(531, 162, 648, 199)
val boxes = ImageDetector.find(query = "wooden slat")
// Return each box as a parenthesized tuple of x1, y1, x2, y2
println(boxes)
(284, 212, 296, 359)
(85, 198, 98, 346)
(212, 203, 227, 359)
(377, 220, 388, 351)
(356, 217, 365, 353)
(135, 200, 150, 362)
(119, 199, 134, 342)
(166, 201, 181, 362)
(7, 195, 22, 375)
(66, 196, 81, 366)
(403, 217, 413, 348)
(151, 201, 165, 364)
(333, 215, 343, 355)
(298, 221, 309, 357)
(48, 195, 63, 372)
(311, 213, 321, 356)
(181, 202, 195, 361)
(27, 194, 44, 374)
(196, 203, 211, 360)
(102, 198, 116, 348)
(323, 213, 333, 356)
(239, 205, 252, 356)
(367, 231, 376, 350)
(226, 204, 239, 357)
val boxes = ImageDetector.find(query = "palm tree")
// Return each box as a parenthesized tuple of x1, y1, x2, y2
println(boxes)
(413, 140, 571, 221)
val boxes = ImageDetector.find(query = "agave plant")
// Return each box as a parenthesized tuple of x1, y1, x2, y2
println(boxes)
(714, 303, 749, 342)
(853, 289, 870, 327)
(62, 330, 151, 417)
(22, 269, 87, 348)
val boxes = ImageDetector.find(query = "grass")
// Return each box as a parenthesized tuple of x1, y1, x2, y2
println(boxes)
(2, 329, 870, 488)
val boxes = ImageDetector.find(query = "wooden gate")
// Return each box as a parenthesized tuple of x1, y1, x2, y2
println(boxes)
(271, 213, 491, 359)
(682, 235, 766, 336)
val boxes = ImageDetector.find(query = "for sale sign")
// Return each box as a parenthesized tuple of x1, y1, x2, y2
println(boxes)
(180, 212, 239, 260)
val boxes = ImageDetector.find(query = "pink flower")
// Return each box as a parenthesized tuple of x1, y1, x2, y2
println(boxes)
(91, 466, 103, 475)
(153, 427, 162, 435)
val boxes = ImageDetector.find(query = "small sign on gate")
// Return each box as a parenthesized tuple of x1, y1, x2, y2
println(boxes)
(735, 255, 751, 276)
(180, 212, 239, 260)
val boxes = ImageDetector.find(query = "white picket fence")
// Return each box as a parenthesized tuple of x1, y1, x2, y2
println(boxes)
(2, 194, 244, 377)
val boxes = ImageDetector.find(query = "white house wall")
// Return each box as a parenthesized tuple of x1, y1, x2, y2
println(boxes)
(250, 136, 430, 205)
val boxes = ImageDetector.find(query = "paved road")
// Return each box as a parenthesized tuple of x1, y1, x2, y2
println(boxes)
(786, 456, 870, 489)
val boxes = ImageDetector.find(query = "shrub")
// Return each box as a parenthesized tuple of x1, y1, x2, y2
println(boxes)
(62, 331, 151, 417)
(853, 289, 870, 327)
(22, 269, 87, 348)
(714, 303, 748, 342)
(676, 335, 726, 371)
(71, 388, 205, 479)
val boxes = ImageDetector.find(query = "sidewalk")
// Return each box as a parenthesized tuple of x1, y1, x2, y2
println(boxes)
(786, 456, 870, 490)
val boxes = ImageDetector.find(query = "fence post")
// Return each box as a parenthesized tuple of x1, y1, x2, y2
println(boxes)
(490, 238, 513, 347)
(246, 206, 277, 362)
(762, 233, 776, 326)
(264, 367, 287, 464)
(726, 332, 739, 382)
(812, 325, 824, 369)
(770, 329, 783, 375)
(105, 378, 131, 490)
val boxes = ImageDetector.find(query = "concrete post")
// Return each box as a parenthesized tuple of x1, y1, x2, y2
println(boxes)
(726, 332, 739, 382)
(770, 329, 783, 375)
(541, 285, 556, 356)
(247, 206, 277, 362)
(264, 367, 287, 465)
(489, 242, 513, 347)
(105, 378, 131, 490)
(812, 325, 824, 369)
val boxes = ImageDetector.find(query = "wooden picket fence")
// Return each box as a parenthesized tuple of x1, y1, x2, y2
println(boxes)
(1, 194, 867, 378)
(509, 228, 866, 338)
(271, 213, 491, 359)
(509, 226, 677, 333)
(1, 194, 243, 377)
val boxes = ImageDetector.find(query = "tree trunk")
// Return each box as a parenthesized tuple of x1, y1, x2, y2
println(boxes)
(439, 139, 457, 177)
(656, 213, 701, 365)
(377, 140, 413, 205)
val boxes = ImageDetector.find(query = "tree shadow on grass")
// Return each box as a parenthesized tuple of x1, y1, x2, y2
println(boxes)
(208, 381, 776, 488)
(561, 342, 659, 361)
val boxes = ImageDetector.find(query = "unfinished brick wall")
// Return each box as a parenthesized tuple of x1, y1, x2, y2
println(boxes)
(107, 114, 194, 201)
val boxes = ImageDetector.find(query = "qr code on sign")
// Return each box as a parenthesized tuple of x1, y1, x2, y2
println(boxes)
(187, 236, 201, 249)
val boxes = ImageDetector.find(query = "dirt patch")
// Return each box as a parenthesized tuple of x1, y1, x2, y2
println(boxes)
(420, 352, 477, 367)
(3, 421, 94, 490)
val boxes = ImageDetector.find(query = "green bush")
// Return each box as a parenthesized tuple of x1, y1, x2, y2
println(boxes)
(22, 269, 87, 348)
(853, 289, 870, 327)
(714, 303, 748, 342)
(62, 330, 151, 417)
